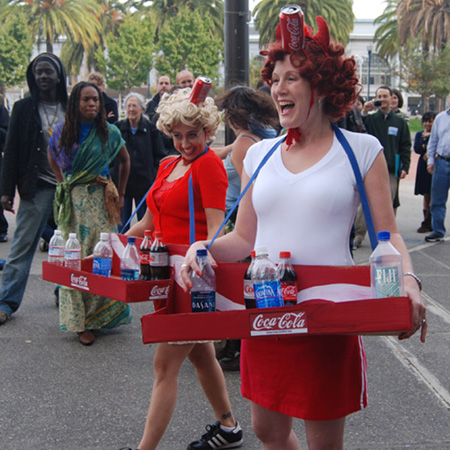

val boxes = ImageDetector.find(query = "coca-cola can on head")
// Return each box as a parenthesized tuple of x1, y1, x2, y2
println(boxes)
(188, 76, 212, 106)
(279, 4, 305, 52)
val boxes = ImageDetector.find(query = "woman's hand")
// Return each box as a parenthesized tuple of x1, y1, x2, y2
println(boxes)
(179, 241, 216, 292)
(398, 278, 427, 343)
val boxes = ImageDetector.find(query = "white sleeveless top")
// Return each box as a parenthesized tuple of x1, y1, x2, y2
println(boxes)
(243, 128, 382, 266)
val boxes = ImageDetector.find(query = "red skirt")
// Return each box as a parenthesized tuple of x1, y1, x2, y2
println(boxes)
(240, 335, 367, 421)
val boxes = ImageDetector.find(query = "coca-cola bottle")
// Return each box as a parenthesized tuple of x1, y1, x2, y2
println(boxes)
(243, 250, 256, 309)
(150, 231, 170, 280)
(277, 251, 298, 306)
(140, 230, 153, 280)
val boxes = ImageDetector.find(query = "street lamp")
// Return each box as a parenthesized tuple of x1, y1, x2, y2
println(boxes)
(367, 45, 373, 102)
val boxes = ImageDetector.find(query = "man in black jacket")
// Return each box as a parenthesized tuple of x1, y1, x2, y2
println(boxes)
(0, 53, 68, 325)
(145, 75, 172, 122)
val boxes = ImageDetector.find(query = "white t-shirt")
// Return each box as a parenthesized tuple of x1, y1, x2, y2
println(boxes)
(243, 129, 382, 266)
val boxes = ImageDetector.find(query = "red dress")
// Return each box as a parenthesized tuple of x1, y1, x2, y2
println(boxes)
(146, 149, 228, 245)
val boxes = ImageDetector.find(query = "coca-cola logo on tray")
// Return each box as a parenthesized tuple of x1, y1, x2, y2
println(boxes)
(70, 273, 89, 291)
(250, 310, 308, 336)
(149, 285, 170, 300)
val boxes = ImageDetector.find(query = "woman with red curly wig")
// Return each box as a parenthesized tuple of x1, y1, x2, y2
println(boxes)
(180, 12, 427, 450)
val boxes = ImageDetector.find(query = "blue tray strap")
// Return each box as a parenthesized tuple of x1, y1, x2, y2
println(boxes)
(188, 173, 195, 245)
(207, 136, 286, 250)
(332, 124, 377, 250)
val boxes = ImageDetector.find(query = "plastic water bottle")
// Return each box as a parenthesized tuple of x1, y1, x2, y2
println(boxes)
(92, 232, 113, 277)
(120, 237, 140, 281)
(48, 230, 65, 266)
(191, 249, 216, 312)
(64, 233, 81, 270)
(251, 247, 283, 308)
(370, 231, 404, 298)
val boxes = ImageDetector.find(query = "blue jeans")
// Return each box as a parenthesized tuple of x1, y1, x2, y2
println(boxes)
(430, 157, 450, 236)
(0, 185, 55, 316)
(120, 195, 147, 233)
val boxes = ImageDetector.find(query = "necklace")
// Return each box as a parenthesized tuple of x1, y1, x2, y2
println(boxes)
(41, 101, 59, 135)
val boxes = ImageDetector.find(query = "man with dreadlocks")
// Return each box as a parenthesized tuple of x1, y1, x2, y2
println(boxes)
(0, 53, 68, 326)
(48, 81, 131, 345)
(180, 7, 426, 449)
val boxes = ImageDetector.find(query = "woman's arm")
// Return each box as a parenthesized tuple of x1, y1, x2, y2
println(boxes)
(117, 145, 130, 208)
(364, 152, 427, 342)
(127, 207, 155, 238)
(212, 143, 232, 160)
(47, 147, 64, 183)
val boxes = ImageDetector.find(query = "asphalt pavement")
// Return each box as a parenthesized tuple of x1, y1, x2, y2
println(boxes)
(1, 159, 450, 449)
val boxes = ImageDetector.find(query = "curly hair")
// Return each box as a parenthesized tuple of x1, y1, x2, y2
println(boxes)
(58, 81, 108, 156)
(156, 88, 220, 140)
(214, 86, 279, 130)
(261, 36, 360, 121)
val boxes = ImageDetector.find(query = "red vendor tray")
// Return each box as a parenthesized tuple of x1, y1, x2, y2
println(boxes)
(140, 244, 412, 344)
(42, 234, 172, 303)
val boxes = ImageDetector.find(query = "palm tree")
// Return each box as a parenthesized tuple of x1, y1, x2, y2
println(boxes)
(373, 0, 401, 60)
(146, 0, 224, 40)
(4, 0, 102, 54)
(397, 0, 450, 52)
(253, 0, 354, 47)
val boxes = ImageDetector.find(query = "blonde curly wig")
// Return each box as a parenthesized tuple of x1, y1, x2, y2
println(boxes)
(156, 88, 220, 141)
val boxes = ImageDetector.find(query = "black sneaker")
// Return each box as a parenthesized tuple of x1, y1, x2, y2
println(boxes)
(187, 421, 243, 450)
(425, 232, 444, 242)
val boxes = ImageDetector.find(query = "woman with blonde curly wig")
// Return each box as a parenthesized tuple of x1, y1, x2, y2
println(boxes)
(125, 87, 242, 450)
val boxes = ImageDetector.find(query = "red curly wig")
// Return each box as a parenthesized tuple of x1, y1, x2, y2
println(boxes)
(261, 18, 360, 122)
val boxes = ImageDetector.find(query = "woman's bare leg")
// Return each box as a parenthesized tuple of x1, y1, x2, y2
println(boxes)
(138, 342, 195, 450)
(304, 417, 346, 450)
(188, 343, 236, 427)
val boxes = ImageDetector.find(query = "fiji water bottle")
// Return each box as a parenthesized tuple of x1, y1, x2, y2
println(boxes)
(191, 249, 216, 312)
(251, 247, 284, 308)
(64, 233, 81, 270)
(120, 237, 140, 280)
(370, 231, 404, 298)
(48, 230, 65, 266)
(92, 232, 113, 277)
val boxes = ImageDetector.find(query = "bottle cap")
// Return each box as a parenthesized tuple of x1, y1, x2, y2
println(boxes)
(127, 237, 136, 244)
(100, 232, 109, 240)
(144, 230, 152, 237)
(197, 249, 207, 257)
(279, 251, 291, 258)
(155, 231, 162, 239)
(250, 250, 256, 258)
(377, 231, 390, 241)
(54, 230, 62, 235)
(254, 246, 268, 257)
(69, 233, 76, 239)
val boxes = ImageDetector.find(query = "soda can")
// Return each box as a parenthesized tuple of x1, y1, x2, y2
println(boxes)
(279, 4, 304, 52)
(188, 76, 212, 106)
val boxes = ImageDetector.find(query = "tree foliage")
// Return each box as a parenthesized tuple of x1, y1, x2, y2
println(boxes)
(253, 0, 354, 48)
(154, 7, 223, 83)
(97, 13, 156, 92)
(0, 12, 33, 94)
(373, 0, 401, 60)
(397, 36, 450, 101)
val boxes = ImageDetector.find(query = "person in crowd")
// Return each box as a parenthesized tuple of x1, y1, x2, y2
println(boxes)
(123, 88, 242, 450)
(212, 86, 279, 371)
(414, 112, 435, 233)
(0, 104, 10, 243)
(391, 88, 409, 122)
(145, 75, 172, 121)
(88, 72, 118, 124)
(425, 105, 450, 242)
(115, 92, 166, 232)
(179, 15, 426, 450)
(0, 53, 67, 326)
(363, 86, 411, 214)
(47, 81, 131, 345)
(176, 69, 195, 88)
